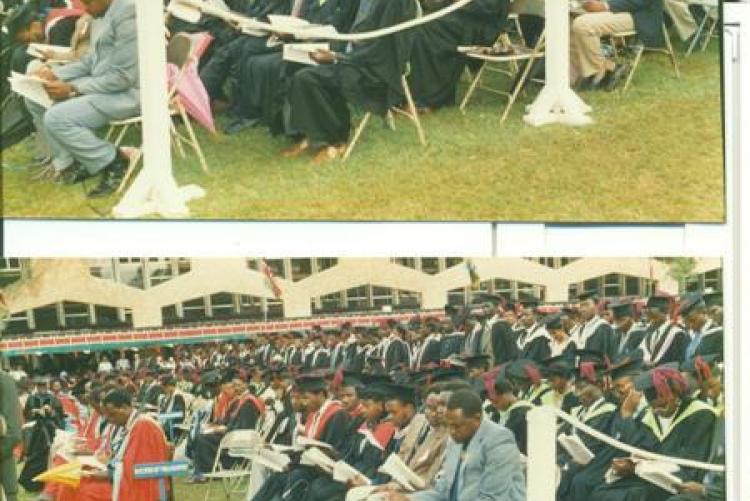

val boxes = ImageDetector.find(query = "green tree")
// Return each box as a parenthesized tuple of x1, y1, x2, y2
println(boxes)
(667, 258, 698, 293)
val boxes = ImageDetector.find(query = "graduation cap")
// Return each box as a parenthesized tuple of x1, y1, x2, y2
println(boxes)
(295, 375, 329, 393)
(430, 366, 468, 383)
(340, 372, 364, 388)
(646, 295, 672, 314)
(517, 298, 540, 310)
(610, 302, 635, 320)
(361, 373, 392, 386)
(634, 365, 689, 401)
(162, 376, 177, 387)
(541, 355, 575, 379)
(542, 312, 565, 331)
(505, 359, 542, 385)
(577, 289, 601, 303)
(380, 383, 417, 404)
(32, 375, 50, 385)
(606, 358, 643, 381)
(679, 292, 706, 316)
(323, 328, 339, 336)
(703, 291, 723, 308)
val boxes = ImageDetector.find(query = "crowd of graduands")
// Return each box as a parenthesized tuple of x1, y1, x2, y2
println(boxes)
(0, 287, 725, 501)
(1, 0, 721, 178)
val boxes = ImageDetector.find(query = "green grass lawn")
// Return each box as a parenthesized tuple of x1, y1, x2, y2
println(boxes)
(2, 39, 724, 222)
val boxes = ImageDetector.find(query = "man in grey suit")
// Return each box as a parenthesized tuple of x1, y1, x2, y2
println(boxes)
(389, 389, 526, 501)
(26, 0, 139, 198)
(0, 368, 22, 501)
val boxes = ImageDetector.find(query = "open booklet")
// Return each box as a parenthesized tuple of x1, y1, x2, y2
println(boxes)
(557, 433, 594, 465)
(346, 485, 389, 501)
(249, 447, 291, 472)
(377, 453, 426, 492)
(300, 446, 336, 474)
(604, 457, 683, 494)
(27, 43, 73, 62)
(8, 72, 53, 108)
(282, 43, 330, 66)
(267, 14, 339, 39)
(333, 460, 371, 485)
(633, 459, 683, 494)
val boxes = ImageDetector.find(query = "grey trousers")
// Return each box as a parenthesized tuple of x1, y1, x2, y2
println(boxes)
(25, 91, 118, 174)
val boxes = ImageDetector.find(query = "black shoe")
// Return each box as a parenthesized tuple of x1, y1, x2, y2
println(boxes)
(575, 75, 599, 92)
(602, 63, 632, 92)
(86, 154, 128, 199)
(223, 117, 260, 135)
(59, 164, 90, 185)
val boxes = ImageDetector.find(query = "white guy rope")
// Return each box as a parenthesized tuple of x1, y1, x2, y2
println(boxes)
(174, 0, 475, 42)
(551, 407, 725, 472)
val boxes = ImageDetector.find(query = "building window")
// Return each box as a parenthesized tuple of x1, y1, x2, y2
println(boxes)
(210, 292, 236, 319)
(393, 258, 417, 269)
(313, 292, 344, 314)
(395, 290, 421, 310)
(182, 298, 207, 321)
(625, 276, 640, 296)
(118, 260, 145, 289)
(316, 258, 339, 271)
(63, 301, 91, 328)
(421, 258, 440, 275)
(0, 258, 21, 270)
(603, 273, 622, 297)
(238, 295, 264, 319)
(372, 286, 394, 308)
(346, 286, 369, 311)
(162, 305, 180, 325)
(291, 259, 313, 282)
(445, 258, 465, 269)
(4, 312, 30, 335)
(265, 259, 285, 279)
(703, 269, 722, 291)
(94, 305, 128, 328)
(447, 287, 467, 306)
(148, 259, 175, 287)
(33, 304, 60, 331)
(246, 259, 259, 271)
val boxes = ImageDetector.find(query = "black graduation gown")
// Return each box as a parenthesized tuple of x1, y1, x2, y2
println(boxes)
(582, 321, 617, 362)
(415, 337, 443, 367)
(440, 333, 465, 359)
(19, 392, 65, 492)
(407, 0, 510, 108)
(643, 323, 690, 367)
(232, 0, 361, 131)
(193, 396, 263, 474)
(503, 402, 532, 455)
(561, 407, 652, 501)
(160, 392, 187, 442)
(589, 399, 716, 501)
(250, 408, 351, 501)
(198, 0, 293, 100)
(520, 335, 551, 363)
(693, 327, 723, 359)
(492, 320, 519, 365)
(385, 338, 411, 372)
(288, 0, 418, 146)
(615, 327, 648, 362)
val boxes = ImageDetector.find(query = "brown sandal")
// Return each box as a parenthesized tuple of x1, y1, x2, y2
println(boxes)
(281, 139, 310, 158)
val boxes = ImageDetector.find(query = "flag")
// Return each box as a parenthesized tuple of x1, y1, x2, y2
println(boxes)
(261, 259, 283, 299)
(466, 259, 481, 290)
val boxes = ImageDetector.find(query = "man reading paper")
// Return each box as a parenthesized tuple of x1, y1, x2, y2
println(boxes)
(24, 0, 140, 198)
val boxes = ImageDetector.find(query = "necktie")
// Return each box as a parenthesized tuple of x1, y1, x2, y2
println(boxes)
(449, 446, 467, 501)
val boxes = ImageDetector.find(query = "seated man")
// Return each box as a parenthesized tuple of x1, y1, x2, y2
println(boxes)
(190, 377, 264, 482)
(82, 388, 171, 501)
(570, 0, 665, 91)
(283, 0, 418, 163)
(388, 389, 526, 501)
(408, 0, 510, 109)
(24, 0, 139, 199)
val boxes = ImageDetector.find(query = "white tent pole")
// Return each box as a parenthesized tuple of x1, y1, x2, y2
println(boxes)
(523, 1, 593, 127)
(526, 406, 557, 501)
(112, 0, 205, 218)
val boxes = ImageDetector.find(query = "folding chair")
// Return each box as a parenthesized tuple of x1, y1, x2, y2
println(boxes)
(342, 73, 427, 161)
(609, 23, 680, 92)
(105, 32, 212, 193)
(458, 31, 546, 122)
(202, 430, 260, 501)
(686, 0, 719, 56)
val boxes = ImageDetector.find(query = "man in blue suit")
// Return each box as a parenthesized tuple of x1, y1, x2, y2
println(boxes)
(26, 0, 140, 198)
(389, 389, 526, 501)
